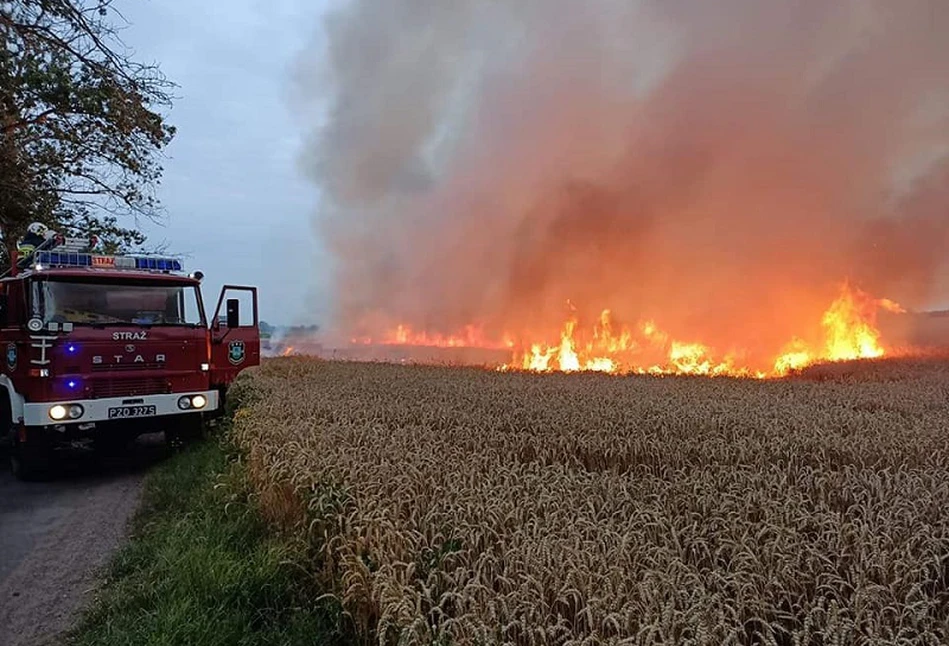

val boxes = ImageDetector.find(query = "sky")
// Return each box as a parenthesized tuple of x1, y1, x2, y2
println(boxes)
(116, 0, 332, 326)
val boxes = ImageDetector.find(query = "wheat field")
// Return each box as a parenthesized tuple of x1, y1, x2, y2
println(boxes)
(230, 357, 949, 645)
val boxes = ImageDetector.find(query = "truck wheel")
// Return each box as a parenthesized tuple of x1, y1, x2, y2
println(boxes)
(10, 432, 51, 482)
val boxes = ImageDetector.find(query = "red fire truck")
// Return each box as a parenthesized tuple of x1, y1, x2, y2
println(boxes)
(0, 238, 260, 480)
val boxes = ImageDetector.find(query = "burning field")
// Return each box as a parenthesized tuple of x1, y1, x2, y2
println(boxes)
(336, 282, 914, 377)
(233, 356, 949, 644)
(295, 0, 949, 371)
(276, 284, 949, 379)
(250, 4, 949, 639)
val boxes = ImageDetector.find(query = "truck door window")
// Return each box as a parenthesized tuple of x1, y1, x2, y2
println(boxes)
(217, 289, 255, 327)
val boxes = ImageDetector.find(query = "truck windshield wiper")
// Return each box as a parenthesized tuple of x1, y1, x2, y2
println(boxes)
(89, 322, 139, 328)
(86, 321, 192, 328)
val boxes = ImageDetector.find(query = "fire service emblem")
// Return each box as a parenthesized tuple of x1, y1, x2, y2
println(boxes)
(6, 343, 16, 370)
(228, 340, 246, 365)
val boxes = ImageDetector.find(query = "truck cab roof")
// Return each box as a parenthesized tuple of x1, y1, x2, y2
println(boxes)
(4, 267, 201, 286)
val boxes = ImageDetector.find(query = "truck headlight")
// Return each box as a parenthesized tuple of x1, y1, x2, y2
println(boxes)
(177, 396, 192, 410)
(68, 404, 84, 419)
(190, 395, 207, 409)
(49, 405, 68, 421)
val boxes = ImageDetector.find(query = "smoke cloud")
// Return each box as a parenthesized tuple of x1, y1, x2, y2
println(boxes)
(296, 0, 949, 364)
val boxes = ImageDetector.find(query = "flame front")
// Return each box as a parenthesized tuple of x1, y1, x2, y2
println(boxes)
(352, 283, 903, 378)
(771, 283, 892, 375)
(352, 323, 513, 350)
(513, 316, 763, 377)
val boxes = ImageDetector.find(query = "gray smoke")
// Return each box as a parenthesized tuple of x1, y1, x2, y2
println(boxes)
(296, 0, 949, 361)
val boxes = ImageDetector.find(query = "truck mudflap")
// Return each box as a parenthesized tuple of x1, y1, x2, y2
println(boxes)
(21, 390, 220, 426)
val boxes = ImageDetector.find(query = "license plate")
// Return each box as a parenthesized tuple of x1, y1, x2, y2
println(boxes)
(108, 405, 156, 419)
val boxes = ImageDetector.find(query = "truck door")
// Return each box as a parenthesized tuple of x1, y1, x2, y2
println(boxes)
(209, 285, 260, 388)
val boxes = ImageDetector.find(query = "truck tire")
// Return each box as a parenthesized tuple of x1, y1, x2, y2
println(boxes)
(0, 392, 10, 450)
(10, 430, 51, 481)
(0, 397, 49, 481)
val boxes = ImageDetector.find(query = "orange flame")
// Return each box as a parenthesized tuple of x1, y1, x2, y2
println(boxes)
(771, 283, 892, 375)
(351, 323, 513, 350)
(511, 314, 763, 378)
(357, 283, 903, 378)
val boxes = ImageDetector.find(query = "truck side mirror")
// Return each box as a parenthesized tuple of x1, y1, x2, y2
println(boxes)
(226, 298, 240, 328)
(0, 293, 7, 328)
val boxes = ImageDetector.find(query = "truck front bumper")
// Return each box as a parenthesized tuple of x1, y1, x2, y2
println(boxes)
(22, 390, 220, 426)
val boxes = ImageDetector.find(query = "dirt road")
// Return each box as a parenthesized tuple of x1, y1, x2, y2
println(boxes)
(0, 434, 168, 646)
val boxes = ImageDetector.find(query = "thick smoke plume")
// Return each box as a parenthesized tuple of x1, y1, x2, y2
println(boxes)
(298, 0, 949, 364)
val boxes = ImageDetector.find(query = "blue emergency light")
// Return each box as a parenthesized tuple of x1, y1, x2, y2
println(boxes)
(32, 251, 182, 273)
(35, 251, 92, 267)
(133, 257, 182, 272)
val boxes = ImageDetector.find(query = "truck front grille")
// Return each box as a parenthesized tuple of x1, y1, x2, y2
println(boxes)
(90, 377, 170, 398)
(91, 362, 165, 372)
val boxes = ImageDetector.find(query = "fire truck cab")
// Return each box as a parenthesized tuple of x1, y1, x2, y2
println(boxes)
(0, 240, 260, 480)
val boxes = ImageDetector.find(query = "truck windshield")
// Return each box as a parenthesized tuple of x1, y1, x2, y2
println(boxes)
(36, 280, 205, 326)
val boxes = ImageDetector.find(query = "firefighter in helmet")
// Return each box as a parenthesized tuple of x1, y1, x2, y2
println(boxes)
(16, 222, 60, 267)
(17, 222, 49, 256)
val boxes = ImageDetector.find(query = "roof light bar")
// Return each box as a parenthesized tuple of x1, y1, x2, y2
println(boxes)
(31, 251, 183, 273)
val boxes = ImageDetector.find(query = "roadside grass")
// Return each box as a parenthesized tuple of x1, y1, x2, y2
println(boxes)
(67, 431, 353, 646)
